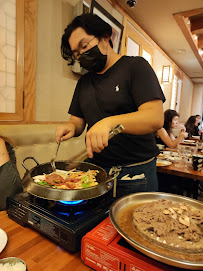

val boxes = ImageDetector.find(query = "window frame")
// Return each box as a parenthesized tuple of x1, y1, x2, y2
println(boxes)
(170, 68, 183, 112)
(0, 0, 37, 123)
(0, 0, 24, 121)
(125, 21, 154, 66)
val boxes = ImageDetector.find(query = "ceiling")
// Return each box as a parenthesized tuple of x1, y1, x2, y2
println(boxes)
(117, 0, 203, 83)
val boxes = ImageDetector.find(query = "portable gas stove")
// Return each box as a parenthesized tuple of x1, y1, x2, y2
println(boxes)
(6, 191, 115, 252)
(81, 217, 183, 271)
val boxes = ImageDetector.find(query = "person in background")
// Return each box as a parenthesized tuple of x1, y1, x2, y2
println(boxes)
(195, 114, 202, 134)
(175, 122, 186, 132)
(56, 14, 165, 197)
(195, 115, 203, 196)
(155, 109, 188, 149)
(0, 136, 23, 210)
(185, 116, 199, 138)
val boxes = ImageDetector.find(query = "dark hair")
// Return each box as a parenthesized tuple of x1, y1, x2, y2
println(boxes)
(185, 116, 196, 136)
(61, 13, 113, 64)
(163, 109, 179, 134)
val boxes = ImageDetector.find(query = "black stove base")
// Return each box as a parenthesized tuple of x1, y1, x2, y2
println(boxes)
(6, 191, 115, 252)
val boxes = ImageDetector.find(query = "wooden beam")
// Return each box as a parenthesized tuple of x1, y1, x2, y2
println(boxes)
(173, 13, 203, 69)
(174, 8, 203, 18)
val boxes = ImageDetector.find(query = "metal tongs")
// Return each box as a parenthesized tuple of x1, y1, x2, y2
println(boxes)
(51, 141, 61, 172)
(66, 124, 124, 170)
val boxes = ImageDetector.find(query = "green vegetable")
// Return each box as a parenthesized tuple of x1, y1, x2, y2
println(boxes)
(82, 182, 90, 188)
(81, 175, 88, 182)
(38, 181, 48, 185)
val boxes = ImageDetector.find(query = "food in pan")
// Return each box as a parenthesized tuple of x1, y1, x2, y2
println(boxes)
(132, 199, 203, 254)
(33, 169, 99, 189)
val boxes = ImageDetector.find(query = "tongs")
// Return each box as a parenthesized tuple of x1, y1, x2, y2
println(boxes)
(66, 124, 124, 170)
(51, 141, 61, 172)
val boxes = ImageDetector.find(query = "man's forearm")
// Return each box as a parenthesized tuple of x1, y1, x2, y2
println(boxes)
(68, 116, 86, 136)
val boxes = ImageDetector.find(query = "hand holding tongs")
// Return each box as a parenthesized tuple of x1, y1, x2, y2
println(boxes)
(51, 141, 61, 172)
(66, 124, 124, 170)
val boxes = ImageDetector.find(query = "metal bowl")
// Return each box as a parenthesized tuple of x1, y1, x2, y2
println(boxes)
(0, 257, 27, 270)
(109, 192, 203, 270)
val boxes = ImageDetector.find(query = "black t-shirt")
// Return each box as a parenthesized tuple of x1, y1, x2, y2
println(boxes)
(194, 126, 200, 136)
(69, 56, 165, 167)
(155, 135, 165, 146)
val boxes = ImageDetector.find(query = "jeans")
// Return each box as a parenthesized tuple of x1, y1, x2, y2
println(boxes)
(104, 158, 158, 198)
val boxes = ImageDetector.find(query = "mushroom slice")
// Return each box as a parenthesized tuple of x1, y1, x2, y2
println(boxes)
(180, 205, 187, 210)
(163, 209, 170, 215)
(179, 215, 190, 227)
(169, 207, 177, 219)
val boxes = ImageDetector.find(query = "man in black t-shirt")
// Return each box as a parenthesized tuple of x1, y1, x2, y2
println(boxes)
(56, 14, 165, 195)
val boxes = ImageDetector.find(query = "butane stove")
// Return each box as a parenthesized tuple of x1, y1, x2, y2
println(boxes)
(81, 217, 183, 271)
(6, 191, 116, 252)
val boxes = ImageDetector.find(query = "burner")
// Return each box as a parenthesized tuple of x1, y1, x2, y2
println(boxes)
(58, 200, 86, 205)
(6, 191, 115, 252)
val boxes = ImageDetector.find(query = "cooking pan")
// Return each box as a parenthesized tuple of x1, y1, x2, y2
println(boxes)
(109, 192, 203, 270)
(22, 158, 117, 201)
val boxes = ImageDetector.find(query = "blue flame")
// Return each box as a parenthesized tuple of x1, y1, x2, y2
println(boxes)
(59, 200, 84, 205)
(58, 211, 84, 216)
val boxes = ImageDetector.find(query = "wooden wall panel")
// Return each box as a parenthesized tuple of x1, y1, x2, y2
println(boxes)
(24, 0, 37, 122)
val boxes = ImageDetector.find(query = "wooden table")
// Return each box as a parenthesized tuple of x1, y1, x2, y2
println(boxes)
(157, 157, 203, 199)
(0, 211, 93, 271)
(157, 162, 203, 182)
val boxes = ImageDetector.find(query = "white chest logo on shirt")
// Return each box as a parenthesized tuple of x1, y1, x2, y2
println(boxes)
(115, 85, 120, 92)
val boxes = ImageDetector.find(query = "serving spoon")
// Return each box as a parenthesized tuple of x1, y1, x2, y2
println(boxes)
(50, 141, 61, 172)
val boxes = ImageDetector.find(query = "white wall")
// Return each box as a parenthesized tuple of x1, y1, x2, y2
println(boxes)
(191, 83, 203, 117)
(179, 76, 193, 123)
(36, 0, 80, 121)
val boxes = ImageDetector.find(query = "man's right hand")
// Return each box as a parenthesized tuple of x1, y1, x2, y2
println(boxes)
(55, 123, 76, 143)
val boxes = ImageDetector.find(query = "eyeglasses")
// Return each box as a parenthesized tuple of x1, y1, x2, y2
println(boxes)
(67, 36, 96, 65)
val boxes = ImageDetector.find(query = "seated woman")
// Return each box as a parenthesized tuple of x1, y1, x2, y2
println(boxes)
(155, 109, 188, 149)
(185, 116, 200, 137)
(0, 136, 23, 211)
(196, 115, 203, 132)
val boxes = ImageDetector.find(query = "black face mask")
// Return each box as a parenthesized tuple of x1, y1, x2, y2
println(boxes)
(79, 45, 107, 72)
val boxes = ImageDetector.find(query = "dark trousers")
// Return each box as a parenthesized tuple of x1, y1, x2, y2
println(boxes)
(105, 158, 158, 198)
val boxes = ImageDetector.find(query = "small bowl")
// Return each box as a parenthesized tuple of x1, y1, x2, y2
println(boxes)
(0, 257, 27, 270)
